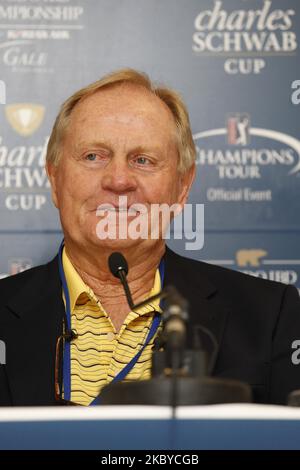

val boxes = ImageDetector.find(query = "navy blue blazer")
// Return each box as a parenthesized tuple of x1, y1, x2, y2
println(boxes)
(1, 247, 300, 406)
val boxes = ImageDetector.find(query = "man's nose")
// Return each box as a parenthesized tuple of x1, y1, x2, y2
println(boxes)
(101, 158, 138, 193)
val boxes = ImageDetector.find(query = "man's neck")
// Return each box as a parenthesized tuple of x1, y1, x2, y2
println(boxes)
(63, 239, 165, 318)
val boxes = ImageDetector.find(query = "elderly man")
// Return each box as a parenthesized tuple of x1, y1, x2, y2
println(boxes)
(0, 69, 300, 406)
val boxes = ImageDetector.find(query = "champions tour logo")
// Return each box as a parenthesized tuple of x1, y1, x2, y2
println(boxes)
(192, 0, 298, 74)
(193, 113, 300, 180)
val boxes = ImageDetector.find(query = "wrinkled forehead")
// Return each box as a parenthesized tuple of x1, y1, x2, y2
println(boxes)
(66, 84, 178, 143)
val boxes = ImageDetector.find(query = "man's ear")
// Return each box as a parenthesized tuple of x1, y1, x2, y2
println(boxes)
(46, 162, 59, 208)
(177, 163, 196, 208)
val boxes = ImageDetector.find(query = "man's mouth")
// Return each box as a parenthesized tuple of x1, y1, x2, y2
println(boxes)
(95, 204, 147, 216)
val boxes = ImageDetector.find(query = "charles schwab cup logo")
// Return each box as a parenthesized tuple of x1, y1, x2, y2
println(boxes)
(194, 113, 300, 182)
(5, 103, 45, 136)
(0, 131, 50, 211)
(192, 0, 298, 74)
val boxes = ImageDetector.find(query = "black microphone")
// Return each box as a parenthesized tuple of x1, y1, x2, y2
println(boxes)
(108, 251, 128, 277)
(108, 252, 169, 311)
(108, 252, 134, 310)
(162, 285, 188, 351)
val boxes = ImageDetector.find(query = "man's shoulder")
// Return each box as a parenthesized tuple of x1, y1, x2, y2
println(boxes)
(0, 257, 58, 302)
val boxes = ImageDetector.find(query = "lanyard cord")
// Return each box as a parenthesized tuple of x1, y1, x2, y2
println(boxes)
(57, 240, 165, 404)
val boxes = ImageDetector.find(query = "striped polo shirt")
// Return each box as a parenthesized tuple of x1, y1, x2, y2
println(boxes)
(62, 247, 162, 406)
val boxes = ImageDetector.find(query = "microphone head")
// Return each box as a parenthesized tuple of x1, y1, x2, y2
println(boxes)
(164, 285, 188, 311)
(108, 252, 129, 278)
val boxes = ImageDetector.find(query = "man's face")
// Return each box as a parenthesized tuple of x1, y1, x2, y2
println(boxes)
(47, 84, 195, 251)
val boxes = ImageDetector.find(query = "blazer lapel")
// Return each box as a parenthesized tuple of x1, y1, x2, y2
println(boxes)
(164, 248, 230, 372)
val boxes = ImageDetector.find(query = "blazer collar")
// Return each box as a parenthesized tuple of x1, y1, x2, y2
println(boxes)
(6, 248, 229, 376)
(164, 246, 217, 299)
(163, 247, 230, 364)
(6, 248, 217, 317)
(6, 254, 62, 319)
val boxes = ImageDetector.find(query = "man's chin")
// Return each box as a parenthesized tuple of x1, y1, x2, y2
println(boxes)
(92, 235, 146, 250)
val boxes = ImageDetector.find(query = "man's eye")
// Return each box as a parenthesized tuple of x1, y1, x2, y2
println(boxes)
(134, 156, 151, 165)
(85, 153, 97, 161)
(83, 152, 109, 163)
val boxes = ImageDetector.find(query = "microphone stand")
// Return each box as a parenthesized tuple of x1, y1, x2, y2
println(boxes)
(159, 288, 188, 418)
(100, 253, 253, 407)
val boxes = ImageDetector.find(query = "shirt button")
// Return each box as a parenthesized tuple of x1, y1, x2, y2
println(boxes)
(106, 332, 115, 341)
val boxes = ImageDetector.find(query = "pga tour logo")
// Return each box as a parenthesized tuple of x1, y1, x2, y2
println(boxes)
(227, 113, 250, 146)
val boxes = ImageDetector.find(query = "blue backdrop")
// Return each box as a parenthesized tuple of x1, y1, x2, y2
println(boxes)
(0, 0, 299, 293)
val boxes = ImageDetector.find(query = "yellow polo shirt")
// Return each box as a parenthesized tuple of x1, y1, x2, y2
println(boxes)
(62, 247, 162, 405)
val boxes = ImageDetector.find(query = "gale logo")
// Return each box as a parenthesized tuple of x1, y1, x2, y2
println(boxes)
(5, 103, 45, 136)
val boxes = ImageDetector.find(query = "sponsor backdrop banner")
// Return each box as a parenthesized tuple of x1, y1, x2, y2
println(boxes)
(0, 0, 299, 292)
